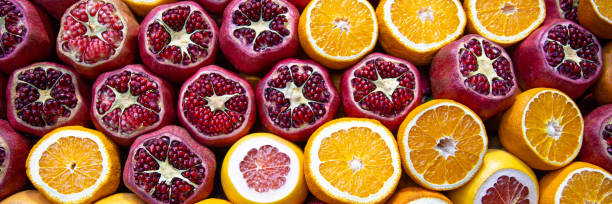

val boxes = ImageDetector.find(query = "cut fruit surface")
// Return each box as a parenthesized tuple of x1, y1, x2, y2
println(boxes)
(122, 0, 178, 16)
(540, 162, 612, 204)
(387, 186, 452, 204)
(578, 0, 612, 39)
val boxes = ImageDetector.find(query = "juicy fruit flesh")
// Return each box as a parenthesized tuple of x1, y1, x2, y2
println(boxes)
(133, 136, 207, 204)
(351, 58, 416, 117)
(15, 67, 79, 127)
(558, 0, 579, 21)
(60, 0, 125, 64)
(481, 176, 530, 204)
(264, 65, 331, 129)
(459, 38, 514, 96)
(0, 0, 26, 58)
(601, 121, 612, 155)
(543, 24, 601, 80)
(474, 0, 542, 36)
(560, 169, 612, 203)
(95, 70, 161, 135)
(239, 144, 290, 192)
(231, 0, 290, 52)
(593, 0, 612, 20)
(390, 0, 461, 44)
(146, 5, 214, 65)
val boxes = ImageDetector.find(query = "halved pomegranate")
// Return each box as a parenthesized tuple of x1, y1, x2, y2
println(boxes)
(57, 0, 139, 79)
(340, 52, 423, 131)
(256, 59, 339, 142)
(579, 104, 612, 173)
(139, 1, 219, 83)
(0, 0, 54, 74)
(545, 0, 579, 22)
(219, 0, 299, 75)
(431, 34, 518, 119)
(6, 62, 90, 137)
(0, 120, 30, 200)
(124, 125, 216, 204)
(514, 19, 602, 99)
(31, 0, 79, 19)
(91, 64, 175, 147)
(195, 0, 231, 14)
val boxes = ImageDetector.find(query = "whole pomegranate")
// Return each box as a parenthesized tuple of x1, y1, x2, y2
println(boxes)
(287, 0, 310, 10)
(431, 34, 518, 119)
(340, 52, 423, 131)
(219, 0, 299, 75)
(139, 1, 219, 83)
(256, 59, 339, 142)
(0, 120, 30, 200)
(579, 104, 612, 173)
(123, 125, 216, 204)
(57, 0, 139, 79)
(178, 65, 255, 147)
(544, 0, 579, 22)
(31, 0, 79, 19)
(91, 64, 175, 147)
(6, 62, 90, 137)
(0, 0, 54, 74)
(195, 0, 231, 14)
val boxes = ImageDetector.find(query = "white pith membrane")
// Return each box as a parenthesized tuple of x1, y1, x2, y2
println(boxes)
(230, 0, 293, 52)
(467, 0, 545, 43)
(227, 136, 300, 203)
(474, 169, 538, 204)
(0, 137, 7, 182)
(408, 198, 450, 204)
(590, 0, 612, 23)
(308, 120, 401, 203)
(27, 129, 111, 202)
(555, 167, 612, 203)
(458, 38, 515, 97)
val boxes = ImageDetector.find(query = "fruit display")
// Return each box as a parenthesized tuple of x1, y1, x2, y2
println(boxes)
(539, 162, 612, 203)
(0, 120, 30, 199)
(578, 104, 612, 172)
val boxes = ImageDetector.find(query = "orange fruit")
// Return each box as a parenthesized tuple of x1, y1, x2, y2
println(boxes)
(195, 198, 232, 204)
(387, 187, 452, 204)
(578, 0, 612, 39)
(26, 126, 121, 204)
(0, 190, 51, 204)
(121, 0, 179, 16)
(377, 0, 466, 66)
(499, 88, 583, 170)
(304, 118, 401, 204)
(448, 149, 539, 204)
(397, 99, 488, 191)
(594, 42, 612, 104)
(95, 193, 145, 204)
(298, 0, 378, 69)
(464, 0, 546, 46)
(539, 162, 612, 203)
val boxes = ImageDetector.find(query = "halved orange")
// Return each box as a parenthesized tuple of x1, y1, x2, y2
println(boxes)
(387, 186, 452, 204)
(26, 126, 121, 204)
(540, 162, 612, 203)
(578, 0, 612, 39)
(397, 99, 488, 191)
(499, 88, 583, 170)
(122, 0, 179, 17)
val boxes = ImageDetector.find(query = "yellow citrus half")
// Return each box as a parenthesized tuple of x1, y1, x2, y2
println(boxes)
(0, 190, 51, 204)
(539, 162, 612, 203)
(387, 186, 452, 204)
(94, 193, 145, 204)
(195, 198, 232, 204)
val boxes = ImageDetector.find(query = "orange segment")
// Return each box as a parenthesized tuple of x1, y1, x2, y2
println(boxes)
(578, 0, 612, 39)
(390, 0, 463, 44)
(593, 0, 612, 20)
(540, 162, 612, 204)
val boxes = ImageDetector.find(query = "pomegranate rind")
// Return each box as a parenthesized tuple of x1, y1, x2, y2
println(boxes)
(194, 0, 231, 14)
(287, 0, 310, 10)
(578, 0, 612, 39)
(544, 0, 578, 22)
(0, 120, 31, 200)
(221, 133, 307, 204)
(578, 104, 612, 172)
(6, 62, 91, 137)
(593, 42, 612, 104)
(31, 0, 79, 19)
(139, 1, 219, 83)
(123, 125, 217, 204)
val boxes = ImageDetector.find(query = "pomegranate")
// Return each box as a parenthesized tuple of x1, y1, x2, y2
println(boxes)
(578, 104, 612, 173)
(219, 0, 299, 75)
(91, 64, 175, 147)
(195, 0, 231, 14)
(57, 0, 139, 79)
(514, 19, 602, 99)
(0, 74, 6, 119)
(0, 0, 54, 74)
(124, 125, 216, 204)
(544, 0, 579, 22)
(31, 0, 79, 19)
(6, 62, 90, 137)
(431, 34, 518, 120)
(287, 0, 310, 10)
(340, 52, 423, 131)
(139, 1, 219, 83)
(256, 59, 339, 142)
(178, 65, 255, 147)
(0, 120, 30, 200)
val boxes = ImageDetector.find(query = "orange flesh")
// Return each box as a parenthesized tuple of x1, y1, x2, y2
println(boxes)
(560, 169, 612, 203)
(474, 0, 542, 36)
(594, 0, 612, 20)
(390, 0, 462, 44)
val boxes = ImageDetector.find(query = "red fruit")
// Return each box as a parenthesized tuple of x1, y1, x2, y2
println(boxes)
(256, 59, 339, 142)
(91, 64, 175, 147)
(219, 0, 299, 75)
(286, 0, 310, 10)
(0, 120, 30, 200)
(57, 0, 139, 79)
(544, 0, 579, 22)
(579, 104, 612, 173)
(431, 34, 518, 119)
(139, 1, 219, 83)
(514, 19, 603, 99)
(340, 52, 423, 131)
(6, 62, 90, 137)
(195, 0, 231, 14)
(123, 125, 216, 204)
(0, 74, 6, 119)
(178, 65, 255, 147)
(31, 0, 79, 19)
(0, 0, 54, 74)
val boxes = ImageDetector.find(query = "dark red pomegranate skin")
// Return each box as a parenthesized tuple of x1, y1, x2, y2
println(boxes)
(287, 0, 310, 10)
(431, 34, 518, 119)
(544, 0, 579, 22)
(6, 62, 91, 137)
(256, 58, 340, 142)
(579, 104, 612, 173)
(219, 0, 299, 75)
(0, 74, 6, 119)
(31, 0, 79, 19)
(123, 125, 216, 204)
(0, 120, 31, 200)
(178, 65, 256, 147)
(195, 0, 231, 14)
(0, 0, 54, 74)
(514, 19, 602, 99)
(139, 1, 219, 83)
(91, 64, 175, 147)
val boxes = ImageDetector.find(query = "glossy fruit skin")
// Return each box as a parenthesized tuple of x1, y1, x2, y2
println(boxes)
(31, 0, 79, 19)
(287, 0, 310, 10)
(0, 74, 6, 119)
(578, 104, 612, 172)
(0, 120, 31, 200)
(195, 0, 231, 14)
(578, 0, 612, 39)
(544, 0, 578, 22)
(593, 42, 612, 104)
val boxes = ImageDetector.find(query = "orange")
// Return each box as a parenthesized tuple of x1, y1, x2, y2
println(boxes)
(304, 118, 401, 204)
(593, 42, 612, 104)
(539, 162, 612, 204)
(121, 0, 179, 17)
(298, 0, 378, 69)
(95, 193, 145, 204)
(0, 190, 51, 204)
(464, 0, 546, 46)
(578, 0, 612, 39)
(195, 198, 232, 204)
(499, 88, 583, 170)
(377, 0, 466, 66)
(26, 126, 121, 204)
(397, 99, 488, 191)
(387, 187, 452, 204)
